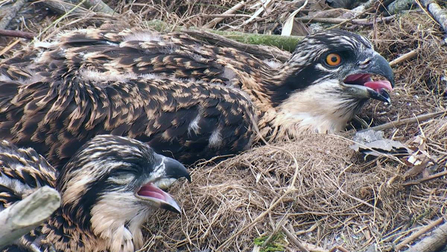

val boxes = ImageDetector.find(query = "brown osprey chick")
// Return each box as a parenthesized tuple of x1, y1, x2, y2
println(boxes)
(0, 29, 394, 167)
(0, 135, 190, 252)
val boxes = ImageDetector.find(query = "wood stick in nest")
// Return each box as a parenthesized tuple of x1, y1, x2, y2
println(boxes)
(406, 219, 447, 252)
(203, 1, 246, 29)
(369, 111, 446, 131)
(0, 29, 35, 39)
(0, 186, 61, 248)
(418, 0, 447, 34)
(0, 0, 26, 30)
(395, 217, 446, 251)
(42, 0, 114, 15)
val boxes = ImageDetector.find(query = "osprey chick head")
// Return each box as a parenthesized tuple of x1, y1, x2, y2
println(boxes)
(55, 135, 190, 252)
(268, 29, 394, 134)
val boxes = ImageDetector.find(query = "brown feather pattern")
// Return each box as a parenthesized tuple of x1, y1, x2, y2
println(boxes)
(0, 29, 394, 167)
(0, 135, 189, 252)
(0, 140, 56, 209)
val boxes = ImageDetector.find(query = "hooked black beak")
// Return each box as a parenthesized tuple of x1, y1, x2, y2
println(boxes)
(163, 156, 191, 182)
(368, 54, 395, 88)
(342, 53, 395, 103)
(136, 155, 190, 214)
(367, 86, 392, 103)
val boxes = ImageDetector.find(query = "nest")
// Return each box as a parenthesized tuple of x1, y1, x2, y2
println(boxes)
(142, 131, 446, 251)
(1, 1, 447, 251)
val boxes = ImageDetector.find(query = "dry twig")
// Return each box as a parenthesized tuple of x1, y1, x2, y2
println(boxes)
(369, 111, 446, 131)
(281, 226, 310, 252)
(402, 170, 447, 186)
(0, 0, 26, 29)
(0, 39, 21, 57)
(406, 219, 447, 252)
(0, 29, 35, 39)
(35, 0, 88, 41)
(389, 48, 419, 66)
(329, 246, 350, 252)
(395, 217, 444, 250)
(239, 0, 274, 27)
(203, 1, 246, 29)
(0, 186, 61, 249)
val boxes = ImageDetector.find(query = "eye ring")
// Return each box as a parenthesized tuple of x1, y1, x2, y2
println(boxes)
(325, 53, 342, 66)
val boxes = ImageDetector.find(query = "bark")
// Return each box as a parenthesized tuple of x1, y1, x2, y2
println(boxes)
(387, 0, 416, 14)
(421, 0, 447, 33)
(0, 0, 27, 29)
(406, 220, 447, 252)
(0, 186, 61, 249)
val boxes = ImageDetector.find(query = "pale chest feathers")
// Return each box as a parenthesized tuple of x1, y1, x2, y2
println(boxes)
(44, 192, 150, 252)
(263, 80, 360, 138)
(89, 192, 150, 252)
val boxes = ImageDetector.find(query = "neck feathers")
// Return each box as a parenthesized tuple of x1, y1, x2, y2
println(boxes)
(258, 79, 365, 139)
(41, 193, 149, 252)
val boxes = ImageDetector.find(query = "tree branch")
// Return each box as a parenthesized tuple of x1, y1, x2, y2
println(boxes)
(0, 29, 35, 39)
(419, 0, 447, 33)
(0, 186, 61, 249)
(0, 0, 27, 29)
(406, 219, 447, 252)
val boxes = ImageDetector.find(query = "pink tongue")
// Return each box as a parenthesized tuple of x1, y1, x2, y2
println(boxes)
(345, 74, 370, 83)
(138, 183, 168, 200)
(365, 80, 393, 92)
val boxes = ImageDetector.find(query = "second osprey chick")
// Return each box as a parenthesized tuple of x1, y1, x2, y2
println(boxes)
(0, 135, 190, 252)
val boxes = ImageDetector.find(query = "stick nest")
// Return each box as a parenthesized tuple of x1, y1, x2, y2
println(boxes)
(1, 1, 446, 251)
(143, 132, 446, 251)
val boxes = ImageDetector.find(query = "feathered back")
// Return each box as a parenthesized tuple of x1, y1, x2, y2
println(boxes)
(0, 29, 266, 168)
(2, 29, 267, 85)
(0, 30, 258, 168)
(0, 140, 56, 210)
(0, 28, 394, 167)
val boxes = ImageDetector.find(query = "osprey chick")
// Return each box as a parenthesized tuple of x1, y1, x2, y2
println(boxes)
(0, 135, 190, 252)
(0, 29, 394, 167)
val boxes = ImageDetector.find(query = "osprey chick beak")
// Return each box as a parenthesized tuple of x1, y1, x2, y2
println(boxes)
(136, 155, 190, 214)
(343, 53, 394, 104)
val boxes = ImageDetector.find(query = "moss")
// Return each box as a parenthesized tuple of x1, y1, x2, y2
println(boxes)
(253, 233, 287, 252)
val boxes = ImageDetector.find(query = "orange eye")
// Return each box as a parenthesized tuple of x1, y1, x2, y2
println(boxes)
(325, 53, 342, 66)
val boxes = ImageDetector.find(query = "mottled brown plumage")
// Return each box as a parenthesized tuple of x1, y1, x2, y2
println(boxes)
(0, 135, 190, 252)
(0, 140, 56, 210)
(0, 28, 394, 168)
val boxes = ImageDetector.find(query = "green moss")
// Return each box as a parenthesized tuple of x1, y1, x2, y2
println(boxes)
(143, 20, 303, 52)
(253, 233, 287, 252)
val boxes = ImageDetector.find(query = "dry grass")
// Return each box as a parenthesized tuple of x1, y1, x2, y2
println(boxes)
(1, 1, 447, 251)
(142, 132, 446, 251)
(360, 12, 447, 139)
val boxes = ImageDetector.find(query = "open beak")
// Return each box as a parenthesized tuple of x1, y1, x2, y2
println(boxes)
(342, 54, 394, 103)
(137, 182, 183, 213)
(136, 155, 190, 214)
